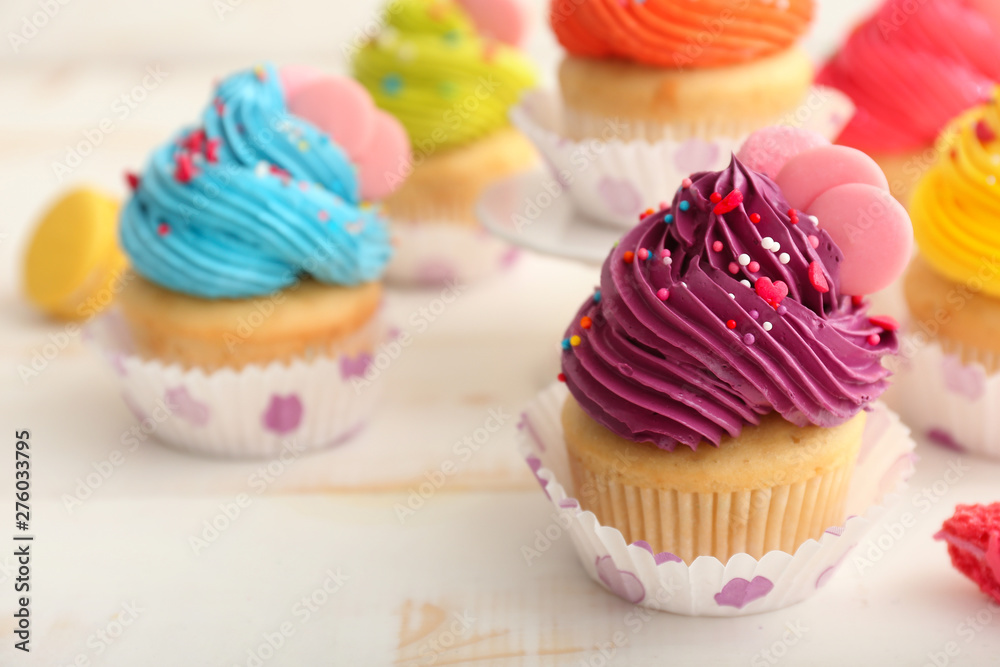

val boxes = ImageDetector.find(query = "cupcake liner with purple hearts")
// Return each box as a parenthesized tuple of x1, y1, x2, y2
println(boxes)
(88, 310, 388, 458)
(386, 219, 520, 288)
(889, 336, 1000, 460)
(510, 87, 854, 229)
(518, 383, 916, 616)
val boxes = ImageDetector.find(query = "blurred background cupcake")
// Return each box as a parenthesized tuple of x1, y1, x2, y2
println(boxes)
(550, 0, 816, 141)
(893, 91, 1000, 459)
(353, 0, 538, 286)
(511, 0, 855, 228)
(817, 0, 1000, 205)
(96, 62, 410, 458)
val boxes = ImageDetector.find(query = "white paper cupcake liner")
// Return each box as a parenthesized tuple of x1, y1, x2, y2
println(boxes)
(518, 383, 915, 616)
(89, 310, 386, 459)
(386, 217, 519, 287)
(889, 336, 1000, 459)
(510, 86, 854, 229)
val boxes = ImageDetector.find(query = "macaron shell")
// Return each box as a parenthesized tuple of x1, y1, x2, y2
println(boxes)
(735, 126, 829, 180)
(278, 65, 325, 99)
(776, 145, 889, 211)
(808, 183, 913, 296)
(456, 0, 529, 45)
(355, 111, 412, 200)
(23, 188, 125, 320)
(285, 76, 376, 160)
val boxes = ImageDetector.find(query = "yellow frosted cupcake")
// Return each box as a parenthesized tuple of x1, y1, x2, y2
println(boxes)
(550, 0, 815, 141)
(894, 92, 1000, 458)
(352, 0, 537, 284)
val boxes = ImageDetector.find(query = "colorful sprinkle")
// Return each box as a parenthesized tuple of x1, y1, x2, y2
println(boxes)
(851, 295, 865, 307)
(637, 248, 649, 261)
(748, 261, 760, 273)
(726, 319, 737, 329)
(808, 235, 819, 249)
(713, 190, 744, 215)
(580, 316, 593, 329)
(656, 288, 669, 301)
(658, 201, 669, 210)
(749, 213, 761, 224)
(740, 279, 751, 288)
(749, 310, 759, 319)
(869, 315, 899, 331)
(867, 333, 881, 346)
(681, 177, 692, 188)
(125, 171, 140, 190)
(761, 237, 775, 250)
(743, 333, 755, 345)
(557, 373, 566, 383)
(205, 138, 220, 163)
(174, 153, 197, 184)
(777, 305, 788, 315)
(728, 262, 739, 274)
(779, 252, 790, 264)
(593, 290, 602, 303)
(710, 192, 722, 203)
(157, 222, 170, 236)
(770, 242, 781, 253)
(660, 249, 671, 259)
(728, 293, 735, 299)
(738, 253, 751, 266)
(664, 214, 674, 224)
(623, 251, 635, 264)
(976, 119, 996, 144)
(679, 200, 691, 211)
(561, 338, 571, 351)
(381, 73, 403, 96)
(318, 210, 330, 222)
(808, 261, 830, 293)
(712, 241, 723, 252)
(570, 335, 581, 347)
(763, 321, 773, 332)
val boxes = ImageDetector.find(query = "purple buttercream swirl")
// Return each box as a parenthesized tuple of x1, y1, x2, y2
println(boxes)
(561, 157, 896, 451)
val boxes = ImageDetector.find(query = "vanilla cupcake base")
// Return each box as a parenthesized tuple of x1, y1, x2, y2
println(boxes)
(520, 383, 915, 615)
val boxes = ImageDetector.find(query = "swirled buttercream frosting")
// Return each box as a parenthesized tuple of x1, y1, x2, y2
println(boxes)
(561, 157, 896, 450)
(120, 63, 392, 300)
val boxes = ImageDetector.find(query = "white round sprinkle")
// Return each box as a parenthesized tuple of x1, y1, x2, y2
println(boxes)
(763, 322, 773, 331)
(255, 161, 269, 177)
(779, 252, 790, 264)
(738, 253, 751, 266)
(740, 279, 751, 288)
(729, 293, 735, 299)
(771, 242, 781, 253)
(989, 175, 997, 186)
(662, 257, 672, 266)
(680, 282, 687, 288)
(761, 237, 774, 250)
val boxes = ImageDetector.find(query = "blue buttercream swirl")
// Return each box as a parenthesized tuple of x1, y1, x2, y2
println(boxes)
(120, 62, 392, 299)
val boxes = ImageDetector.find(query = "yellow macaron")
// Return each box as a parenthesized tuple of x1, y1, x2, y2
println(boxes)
(22, 187, 126, 320)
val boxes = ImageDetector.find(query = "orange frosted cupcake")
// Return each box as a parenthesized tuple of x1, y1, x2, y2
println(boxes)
(550, 0, 815, 140)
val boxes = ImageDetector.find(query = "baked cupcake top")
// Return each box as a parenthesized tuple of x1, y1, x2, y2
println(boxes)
(560, 156, 901, 451)
(818, 0, 1000, 153)
(910, 92, 1000, 297)
(352, 0, 537, 155)
(549, 0, 813, 69)
(120, 63, 396, 300)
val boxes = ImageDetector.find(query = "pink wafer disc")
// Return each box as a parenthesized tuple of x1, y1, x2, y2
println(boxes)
(776, 145, 889, 212)
(279, 65, 325, 99)
(735, 127, 829, 180)
(456, 0, 529, 45)
(285, 77, 376, 160)
(808, 183, 912, 296)
(356, 111, 411, 200)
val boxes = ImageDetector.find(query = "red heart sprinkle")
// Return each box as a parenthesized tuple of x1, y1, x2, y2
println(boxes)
(755, 277, 789, 308)
(869, 315, 899, 331)
(125, 171, 140, 190)
(713, 189, 743, 215)
(808, 261, 830, 293)
(976, 119, 996, 144)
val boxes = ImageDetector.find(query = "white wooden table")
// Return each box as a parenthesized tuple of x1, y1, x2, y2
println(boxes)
(7, 1, 1000, 665)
